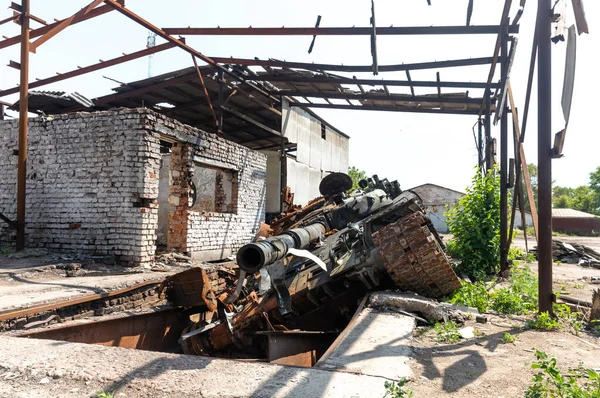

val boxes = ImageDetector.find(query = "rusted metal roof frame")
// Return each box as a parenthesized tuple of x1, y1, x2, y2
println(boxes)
(210, 56, 496, 74)
(0, 2, 122, 50)
(29, 0, 105, 54)
(272, 90, 484, 105)
(251, 75, 500, 90)
(289, 102, 481, 115)
(163, 25, 519, 36)
(478, 0, 513, 116)
(0, 42, 177, 98)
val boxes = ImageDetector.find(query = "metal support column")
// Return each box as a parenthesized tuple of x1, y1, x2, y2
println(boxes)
(217, 70, 224, 131)
(16, 0, 30, 251)
(279, 136, 287, 213)
(500, 19, 509, 273)
(485, 90, 492, 172)
(0, 103, 4, 120)
(477, 117, 484, 171)
(537, 0, 553, 314)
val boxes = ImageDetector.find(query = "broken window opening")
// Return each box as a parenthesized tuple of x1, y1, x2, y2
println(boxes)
(159, 140, 172, 154)
(321, 123, 326, 140)
(189, 163, 238, 214)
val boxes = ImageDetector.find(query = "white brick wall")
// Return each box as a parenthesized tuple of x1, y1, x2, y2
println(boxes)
(0, 108, 267, 265)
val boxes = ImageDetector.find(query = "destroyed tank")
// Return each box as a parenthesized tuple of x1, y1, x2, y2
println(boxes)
(179, 173, 462, 356)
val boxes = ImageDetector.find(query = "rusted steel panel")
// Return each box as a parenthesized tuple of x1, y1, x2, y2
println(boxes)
(23, 308, 185, 352)
(258, 331, 338, 367)
(161, 268, 217, 311)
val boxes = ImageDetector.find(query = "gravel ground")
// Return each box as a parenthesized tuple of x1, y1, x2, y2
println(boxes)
(0, 335, 387, 398)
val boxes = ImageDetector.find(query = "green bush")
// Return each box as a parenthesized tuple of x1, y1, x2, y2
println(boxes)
(447, 281, 490, 313)
(446, 167, 501, 279)
(508, 247, 525, 261)
(526, 312, 560, 330)
(447, 265, 538, 315)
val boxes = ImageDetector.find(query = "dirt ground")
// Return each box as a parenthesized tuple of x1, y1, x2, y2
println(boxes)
(2, 238, 600, 397)
(413, 234, 600, 397)
(409, 318, 600, 397)
(0, 249, 197, 312)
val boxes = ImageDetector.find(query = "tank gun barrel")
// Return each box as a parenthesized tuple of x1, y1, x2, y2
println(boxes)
(236, 223, 326, 273)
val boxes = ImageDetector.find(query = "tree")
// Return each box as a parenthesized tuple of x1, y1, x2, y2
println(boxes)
(570, 186, 598, 215)
(552, 186, 575, 209)
(590, 166, 600, 193)
(446, 167, 501, 279)
(552, 167, 600, 216)
(348, 166, 367, 192)
(522, 163, 538, 212)
(589, 167, 600, 214)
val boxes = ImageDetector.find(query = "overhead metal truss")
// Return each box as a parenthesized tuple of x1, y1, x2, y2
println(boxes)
(0, 0, 557, 314)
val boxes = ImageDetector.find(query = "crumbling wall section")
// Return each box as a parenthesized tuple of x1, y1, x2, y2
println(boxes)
(0, 109, 160, 266)
(152, 113, 267, 261)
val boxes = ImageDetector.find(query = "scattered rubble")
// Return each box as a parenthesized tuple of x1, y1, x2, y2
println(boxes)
(530, 239, 600, 267)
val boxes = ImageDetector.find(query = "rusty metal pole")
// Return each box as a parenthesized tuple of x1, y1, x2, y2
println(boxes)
(16, 0, 30, 251)
(537, 0, 553, 314)
(485, 90, 492, 172)
(0, 103, 4, 120)
(217, 70, 224, 131)
(279, 136, 287, 213)
(500, 19, 509, 273)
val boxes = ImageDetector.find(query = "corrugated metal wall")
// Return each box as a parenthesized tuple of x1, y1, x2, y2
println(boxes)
(279, 99, 349, 207)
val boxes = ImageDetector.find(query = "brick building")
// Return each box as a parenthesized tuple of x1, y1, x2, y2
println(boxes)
(409, 183, 464, 233)
(0, 108, 266, 266)
(0, 66, 349, 266)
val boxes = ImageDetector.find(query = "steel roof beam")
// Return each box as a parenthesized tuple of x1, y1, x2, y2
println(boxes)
(102, 0, 279, 104)
(0, 2, 122, 50)
(289, 102, 480, 115)
(209, 56, 495, 73)
(252, 75, 499, 89)
(273, 90, 483, 104)
(0, 42, 176, 98)
(163, 25, 519, 36)
(221, 105, 281, 136)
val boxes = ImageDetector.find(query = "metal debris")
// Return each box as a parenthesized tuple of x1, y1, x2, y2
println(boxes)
(530, 240, 600, 267)
(168, 172, 461, 359)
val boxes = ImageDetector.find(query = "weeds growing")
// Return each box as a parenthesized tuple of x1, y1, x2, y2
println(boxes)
(383, 378, 413, 398)
(434, 321, 462, 343)
(501, 332, 516, 344)
(525, 349, 600, 397)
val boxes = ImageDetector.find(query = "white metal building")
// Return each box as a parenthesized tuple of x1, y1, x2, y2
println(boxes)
(263, 99, 349, 215)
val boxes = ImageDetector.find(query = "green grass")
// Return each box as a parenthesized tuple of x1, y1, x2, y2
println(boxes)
(501, 332, 516, 343)
(96, 392, 114, 398)
(434, 321, 462, 343)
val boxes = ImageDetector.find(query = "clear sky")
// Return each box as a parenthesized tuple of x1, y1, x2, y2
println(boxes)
(0, 0, 597, 193)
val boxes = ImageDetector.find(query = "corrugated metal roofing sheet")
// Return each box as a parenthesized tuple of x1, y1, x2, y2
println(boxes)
(552, 208, 599, 218)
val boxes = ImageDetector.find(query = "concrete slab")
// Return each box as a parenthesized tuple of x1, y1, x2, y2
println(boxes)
(0, 336, 388, 398)
(316, 308, 415, 380)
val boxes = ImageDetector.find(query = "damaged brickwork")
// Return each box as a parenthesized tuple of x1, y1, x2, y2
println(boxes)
(0, 108, 267, 266)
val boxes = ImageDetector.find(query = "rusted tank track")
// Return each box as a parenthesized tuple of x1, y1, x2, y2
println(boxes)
(373, 211, 462, 298)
